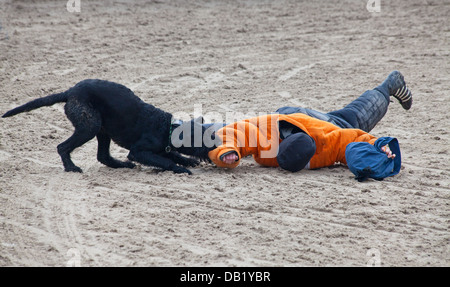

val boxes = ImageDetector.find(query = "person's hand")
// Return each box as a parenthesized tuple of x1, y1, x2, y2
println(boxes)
(381, 144, 396, 159)
(222, 152, 239, 164)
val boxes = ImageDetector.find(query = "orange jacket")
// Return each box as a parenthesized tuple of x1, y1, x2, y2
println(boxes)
(208, 113, 377, 169)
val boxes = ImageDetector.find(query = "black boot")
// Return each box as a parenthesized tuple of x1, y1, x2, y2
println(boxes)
(384, 71, 413, 110)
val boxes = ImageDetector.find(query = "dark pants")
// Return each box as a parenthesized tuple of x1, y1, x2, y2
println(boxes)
(276, 81, 391, 133)
(204, 81, 391, 133)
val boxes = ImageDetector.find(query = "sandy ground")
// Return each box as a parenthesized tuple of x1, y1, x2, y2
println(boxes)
(0, 0, 448, 267)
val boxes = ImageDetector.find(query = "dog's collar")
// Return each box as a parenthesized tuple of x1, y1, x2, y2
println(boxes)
(165, 118, 182, 153)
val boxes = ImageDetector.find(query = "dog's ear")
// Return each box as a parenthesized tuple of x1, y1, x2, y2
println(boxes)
(194, 116, 204, 124)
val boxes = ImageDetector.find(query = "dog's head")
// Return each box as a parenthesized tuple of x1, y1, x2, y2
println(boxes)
(171, 116, 218, 161)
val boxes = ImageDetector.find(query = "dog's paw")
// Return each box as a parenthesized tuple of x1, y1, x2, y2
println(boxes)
(172, 166, 192, 175)
(183, 158, 200, 167)
(99, 157, 136, 169)
(122, 161, 136, 169)
(65, 166, 83, 173)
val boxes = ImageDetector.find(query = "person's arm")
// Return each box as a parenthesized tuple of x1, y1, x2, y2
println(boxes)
(208, 121, 260, 168)
(351, 130, 396, 158)
(345, 136, 402, 181)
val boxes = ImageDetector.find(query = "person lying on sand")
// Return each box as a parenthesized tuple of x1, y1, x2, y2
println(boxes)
(207, 71, 412, 181)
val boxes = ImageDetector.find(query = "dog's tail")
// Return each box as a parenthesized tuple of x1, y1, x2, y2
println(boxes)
(2, 91, 69, 118)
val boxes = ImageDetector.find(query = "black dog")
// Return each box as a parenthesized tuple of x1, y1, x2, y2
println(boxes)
(2, 79, 213, 174)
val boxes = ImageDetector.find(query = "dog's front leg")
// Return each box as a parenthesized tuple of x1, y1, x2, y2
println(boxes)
(165, 152, 200, 167)
(128, 150, 192, 175)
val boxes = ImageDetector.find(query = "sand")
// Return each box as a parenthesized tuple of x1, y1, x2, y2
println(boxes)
(0, 0, 448, 266)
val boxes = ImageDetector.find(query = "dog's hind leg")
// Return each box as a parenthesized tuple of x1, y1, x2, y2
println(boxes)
(57, 101, 101, 173)
(96, 132, 135, 169)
